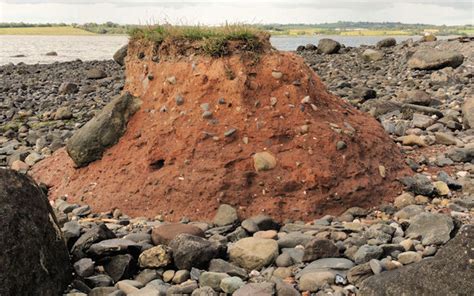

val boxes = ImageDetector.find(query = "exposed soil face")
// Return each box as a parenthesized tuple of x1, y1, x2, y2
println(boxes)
(31, 40, 410, 222)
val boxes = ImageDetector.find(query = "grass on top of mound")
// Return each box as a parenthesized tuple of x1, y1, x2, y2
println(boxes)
(129, 24, 267, 56)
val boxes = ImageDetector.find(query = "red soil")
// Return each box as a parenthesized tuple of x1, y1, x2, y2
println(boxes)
(31, 39, 410, 222)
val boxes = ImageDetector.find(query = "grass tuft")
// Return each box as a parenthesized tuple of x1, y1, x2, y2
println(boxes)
(129, 24, 267, 56)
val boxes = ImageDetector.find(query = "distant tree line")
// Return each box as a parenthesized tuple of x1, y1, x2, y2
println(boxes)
(0, 22, 69, 28)
(1, 21, 472, 36)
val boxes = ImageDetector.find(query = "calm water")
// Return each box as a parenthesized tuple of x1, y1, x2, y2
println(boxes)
(0, 34, 455, 65)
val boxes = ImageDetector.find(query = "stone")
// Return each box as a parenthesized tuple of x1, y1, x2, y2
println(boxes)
(275, 252, 293, 267)
(10, 160, 29, 172)
(151, 223, 205, 245)
(400, 134, 427, 147)
(85, 274, 114, 287)
(412, 113, 434, 129)
(74, 258, 95, 278)
(434, 132, 458, 145)
(353, 245, 383, 264)
(397, 90, 433, 106)
(233, 282, 275, 296)
(166, 280, 198, 294)
(162, 270, 175, 282)
(277, 232, 312, 248)
(46, 51, 58, 56)
(138, 245, 171, 268)
(433, 181, 450, 195)
(89, 287, 118, 296)
(199, 271, 229, 291)
(394, 205, 424, 220)
(254, 230, 278, 239)
(347, 263, 373, 285)
(213, 204, 238, 226)
(172, 270, 190, 284)
(400, 174, 435, 196)
(421, 33, 437, 42)
(66, 92, 141, 167)
(220, 276, 245, 294)
(58, 82, 78, 95)
(407, 49, 464, 70)
(87, 238, 141, 257)
(359, 225, 474, 295)
(271, 71, 283, 79)
(318, 38, 341, 54)
(369, 259, 383, 274)
(116, 280, 143, 294)
(299, 271, 335, 292)
(398, 251, 422, 265)
(208, 259, 248, 279)
(71, 224, 116, 259)
(253, 151, 277, 171)
(191, 287, 218, 296)
(24, 152, 42, 166)
(113, 45, 128, 66)
(394, 192, 415, 209)
(54, 106, 73, 120)
(376, 37, 396, 48)
(104, 254, 136, 282)
(302, 238, 339, 262)
(297, 258, 355, 278)
(86, 68, 107, 79)
(362, 49, 383, 62)
(462, 97, 474, 129)
(169, 234, 219, 270)
(0, 169, 72, 296)
(405, 213, 454, 245)
(229, 237, 279, 271)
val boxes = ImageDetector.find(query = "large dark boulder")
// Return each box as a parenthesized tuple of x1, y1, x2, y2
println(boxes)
(113, 44, 128, 66)
(66, 92, 141, 167)
(0, 169, 72, 295)
(359, 224, 474, 295)
(317, 38, 341, 54)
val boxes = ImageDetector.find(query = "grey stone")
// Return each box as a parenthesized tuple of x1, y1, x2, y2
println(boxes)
(199, 271, 229, 291)
(208, 259, 248, 279)
(354, 245, 383, 264)
(74, 258, 95, 278)
(408, 49, 464, 70)
(169, 234, 219, 270)
(233, 282, 275, 296)
(66, 92, 141, 167)
(405, 212, 454, 245)
(213, 204, 238, 226)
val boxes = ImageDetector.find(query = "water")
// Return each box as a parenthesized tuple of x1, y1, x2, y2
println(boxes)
(0, 34, 457, 65)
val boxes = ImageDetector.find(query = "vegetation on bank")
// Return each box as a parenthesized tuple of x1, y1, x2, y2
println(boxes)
(0, 26, 94, 35)
(0, 21, 472, 36)
(129, 24, 266, 56)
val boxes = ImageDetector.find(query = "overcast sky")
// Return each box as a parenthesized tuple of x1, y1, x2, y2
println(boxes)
(0, 0, 472, 25)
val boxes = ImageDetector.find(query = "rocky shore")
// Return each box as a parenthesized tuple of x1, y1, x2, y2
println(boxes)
(0, 36, 473, 296)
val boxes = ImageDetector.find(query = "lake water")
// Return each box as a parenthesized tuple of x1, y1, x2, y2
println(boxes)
(0, 34, 455, 65)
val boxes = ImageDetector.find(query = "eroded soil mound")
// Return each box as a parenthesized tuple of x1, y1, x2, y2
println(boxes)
(31, 39, 410, 222)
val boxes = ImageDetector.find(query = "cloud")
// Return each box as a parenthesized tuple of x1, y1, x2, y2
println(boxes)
(0, 0, 472, 25)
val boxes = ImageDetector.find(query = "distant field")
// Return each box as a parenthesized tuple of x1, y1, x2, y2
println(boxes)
(340, 30, 411, 36)
(0, 26, 95, 35)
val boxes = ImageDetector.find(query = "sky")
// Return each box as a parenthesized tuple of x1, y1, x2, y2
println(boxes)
(0, 0, 473, 26)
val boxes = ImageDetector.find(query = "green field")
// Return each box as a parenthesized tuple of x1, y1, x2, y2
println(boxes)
(0, 26, 95, 35)
(340, 30, 411, 36)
